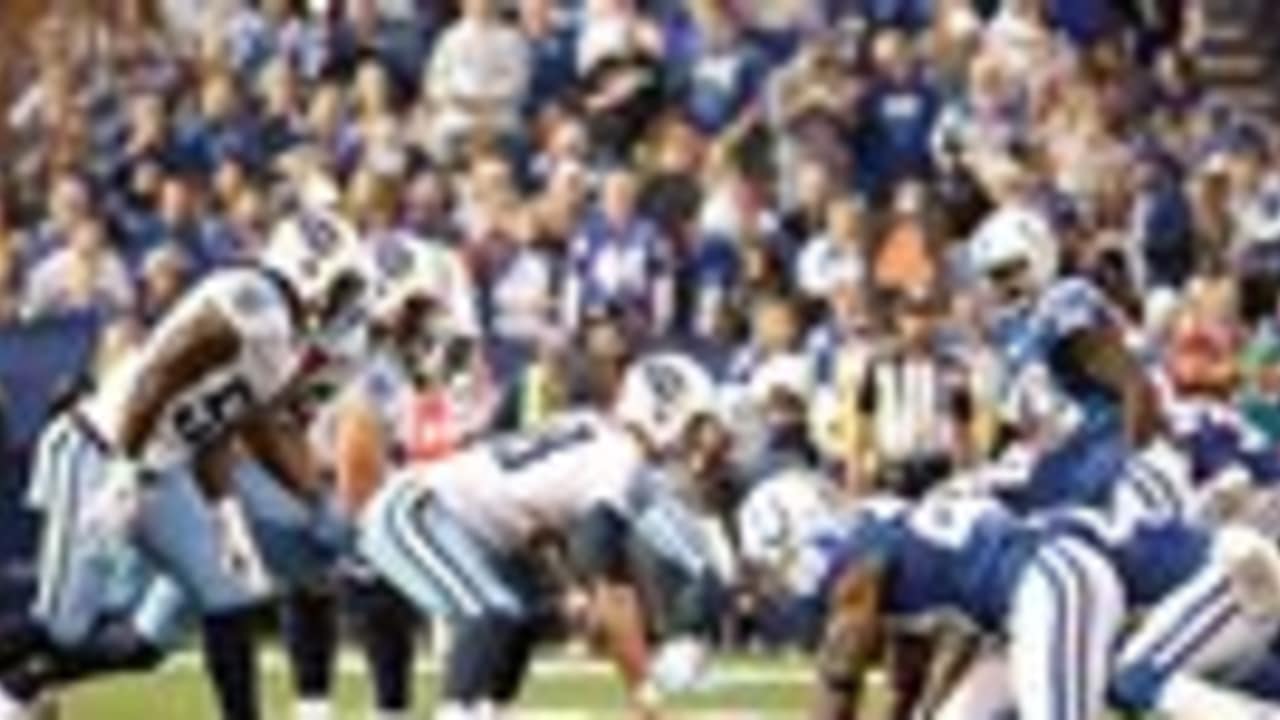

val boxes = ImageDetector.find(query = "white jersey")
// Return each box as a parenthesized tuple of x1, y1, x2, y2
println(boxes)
(80, 267, 307, 469)
(391, 410, 648, 551)
(308, 350, 417, 468)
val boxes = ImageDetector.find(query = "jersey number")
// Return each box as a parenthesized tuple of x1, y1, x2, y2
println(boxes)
(493, 422, 595, 472)
(173, 377, 255, 446)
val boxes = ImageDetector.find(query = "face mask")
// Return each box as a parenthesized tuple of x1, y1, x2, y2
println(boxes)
(311, 312, 370, 367)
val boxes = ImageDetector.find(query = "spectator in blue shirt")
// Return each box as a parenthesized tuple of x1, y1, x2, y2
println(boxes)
(256, 57, 308, 163)
(675, 0, 769, 135)
(519, 0, 580, 115)
(173, 71, 263, 175)
(855, 30, 941, 200)
(141, 176, 221, 273)
(106, 92, 174, 186)
(1130, 143, 1195, 290)
(563, 168, 675, 337)
(862, 0, 936, 33)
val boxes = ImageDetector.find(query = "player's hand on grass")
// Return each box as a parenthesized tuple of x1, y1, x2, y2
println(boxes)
(648, 637, 711, 694)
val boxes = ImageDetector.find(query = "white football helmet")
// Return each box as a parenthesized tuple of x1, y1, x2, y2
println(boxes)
(736, 470, 837, 575)
(261, 208, 372, 351)
(614, 353, 718, 452)
(969, 206, 1058, 305)
(367, 234, 452, 329)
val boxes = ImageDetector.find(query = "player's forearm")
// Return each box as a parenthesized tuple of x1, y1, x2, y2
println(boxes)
(192, 436, 240, 500)
(334, 400, 385, 515)
(1122, 380, 1162, 448)
(238, 410, 321, 505)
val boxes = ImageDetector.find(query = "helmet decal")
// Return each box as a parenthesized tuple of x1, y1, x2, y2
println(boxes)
(374, 239, 414, 280)
(298, 212, 341, 256)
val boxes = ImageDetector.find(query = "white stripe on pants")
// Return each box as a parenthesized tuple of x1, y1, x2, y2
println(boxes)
(359, 483, 528, 620)
(1117, 528, 1280, 713)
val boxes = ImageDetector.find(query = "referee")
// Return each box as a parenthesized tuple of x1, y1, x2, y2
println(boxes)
(851, 287, 977, 498)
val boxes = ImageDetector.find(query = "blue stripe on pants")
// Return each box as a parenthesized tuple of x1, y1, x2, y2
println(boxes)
(1034, 553, 1074, 720)
(1053, 544, 1095, 720)
(1133, 577, 1232, 667)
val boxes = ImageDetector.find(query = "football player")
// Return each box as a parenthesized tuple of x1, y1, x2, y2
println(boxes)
(0, 207, 371, 720)
(968, 206, 1181, 520)
(345, 352, 725, 719)
(284, 232, 482, 720)
(932, 509, 1280, 720)
(769, 494, 1126, 720)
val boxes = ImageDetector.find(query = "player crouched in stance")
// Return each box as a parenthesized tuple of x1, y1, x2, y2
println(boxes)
(283, 231, 484, 720)
(338, 352, 725, 720)
(746, 485, 1280, 720)
(743, 493, 1125, 720)
(0, 205, 371, 720)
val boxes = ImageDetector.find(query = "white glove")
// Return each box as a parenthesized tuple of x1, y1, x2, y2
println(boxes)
(213, 498, 273, 598)
(647, 637, 710, 695)
(81, 457, 142, 543)
(1198, 465, 1254, 525)
(1217, 527, 1280, 617)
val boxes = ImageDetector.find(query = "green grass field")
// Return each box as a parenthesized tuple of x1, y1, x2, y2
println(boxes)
(59, 651, 822, 719)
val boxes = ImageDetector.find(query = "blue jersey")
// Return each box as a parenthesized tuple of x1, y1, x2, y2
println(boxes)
(1168, 399, 1280, 487)
(992, 277, 1135, 510)
(1043, 510, 1210, 606)
(993, 277, 1122, 414)
(797, 497, 1040, 631)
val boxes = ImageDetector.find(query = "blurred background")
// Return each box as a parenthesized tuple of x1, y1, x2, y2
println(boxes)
(2, 0, 1280, 646)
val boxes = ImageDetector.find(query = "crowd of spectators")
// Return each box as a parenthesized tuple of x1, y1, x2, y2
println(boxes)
(2, 0, 1280, 526)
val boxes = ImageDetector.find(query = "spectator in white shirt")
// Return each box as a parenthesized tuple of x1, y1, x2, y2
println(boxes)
(796, 196, 868, 301)
(425, 0, 531, 161)
(23, 219, 134, 319)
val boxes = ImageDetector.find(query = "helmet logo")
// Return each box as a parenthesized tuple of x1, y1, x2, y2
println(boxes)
(375, 240, 414, 280)
(644, 362, 686, 404)
(298, 212, 340, 256)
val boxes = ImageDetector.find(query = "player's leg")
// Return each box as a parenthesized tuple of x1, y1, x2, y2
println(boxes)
(1113, 527, 1280, 719)
(280, 585, 338, 720)
(489, 617, 541, 707)
(232, 462, 350, 720)
(358, 486, 533, 716)
(0, 420, 123, 712)
(1008, 538, 1124, 720)
(27, 418, 118, 650)
(932, 650, 1015, 720)
(132, 470, 267, 720)
(349, 577, 418, 720)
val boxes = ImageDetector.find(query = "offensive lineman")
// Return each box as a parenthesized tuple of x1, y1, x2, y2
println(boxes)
(769, 494, 1127, 720)
(285, 231, 482, 720)
(343, 352, 726, 719)
(0, 206, 371, 720)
